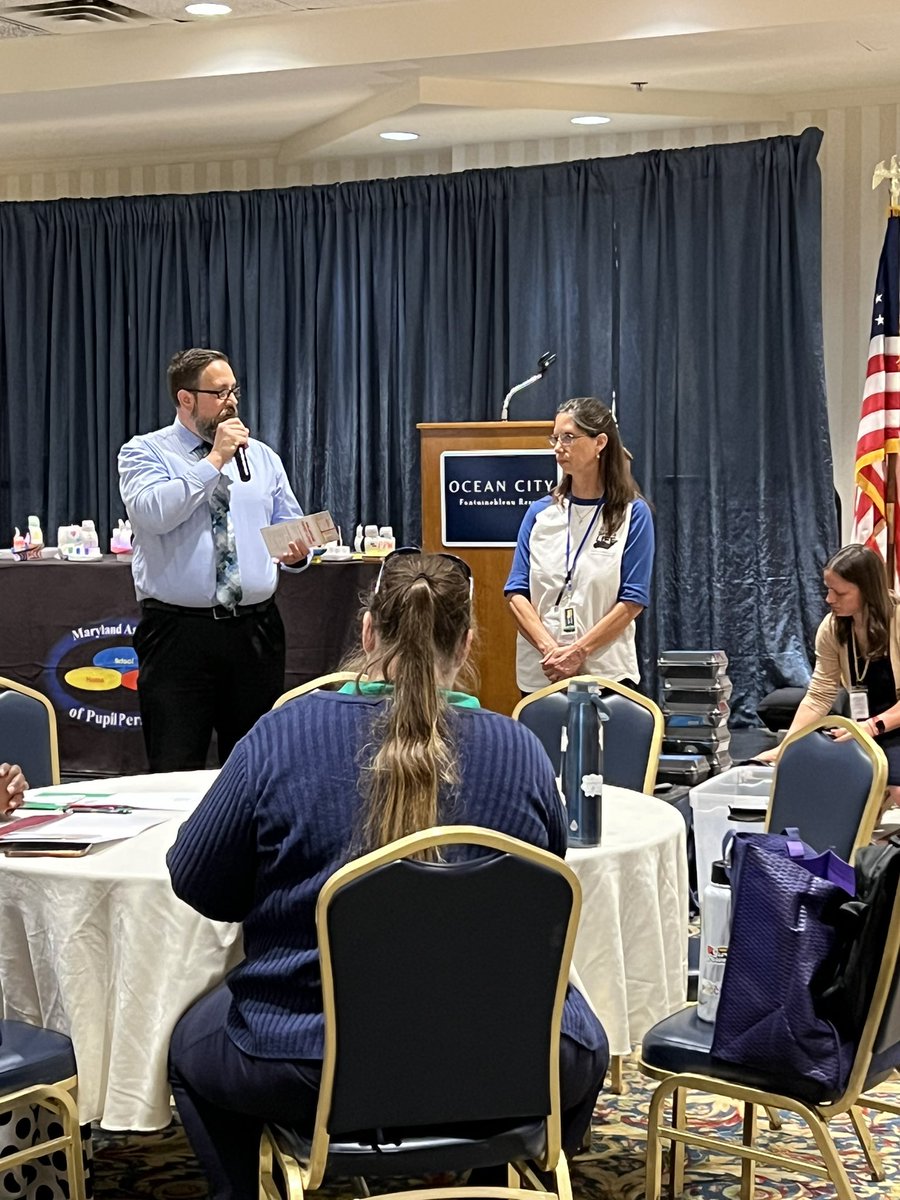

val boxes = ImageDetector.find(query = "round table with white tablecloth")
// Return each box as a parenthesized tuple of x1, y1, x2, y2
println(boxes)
(0, 773, 686, 1133)
(0, 771, 242, 1131)
(566, 786, 689, 1057)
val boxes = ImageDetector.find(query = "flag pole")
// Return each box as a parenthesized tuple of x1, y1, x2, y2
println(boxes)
(889, 198, 900, 590)
(887, 451, 897, 589)
(853, 175, 900, 585)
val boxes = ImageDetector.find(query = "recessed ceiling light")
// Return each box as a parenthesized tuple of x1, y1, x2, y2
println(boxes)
(379, 131, 419, 142)
(184, 2, 231, 14)
(570, 115, 611, 126)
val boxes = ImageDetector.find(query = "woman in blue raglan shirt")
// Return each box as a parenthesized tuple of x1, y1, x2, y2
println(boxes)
(505, 397, 654, 693)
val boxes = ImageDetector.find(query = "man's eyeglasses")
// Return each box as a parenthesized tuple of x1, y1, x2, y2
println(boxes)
(374, 545, 474, 601)
(548, 432, 590, 448)
(191, 385, 241, 403)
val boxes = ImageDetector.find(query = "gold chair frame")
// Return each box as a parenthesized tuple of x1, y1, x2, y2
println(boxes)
(512, 675, 664, 795)
(259, 825, 581, 1200)
(640, 875, 900, 1198)
(0, 674, 61, 785)
(271, 673, 363, 710)
(0, 1074, 86, 1200)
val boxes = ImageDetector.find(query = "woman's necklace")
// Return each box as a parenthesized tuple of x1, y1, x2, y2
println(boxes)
(851, 626, 871, 684)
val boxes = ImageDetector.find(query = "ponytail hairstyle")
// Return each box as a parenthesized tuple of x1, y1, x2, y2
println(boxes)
(354, 552, 475, 855)
(550, 396, 644, 534)
(825, 544, 892, 656)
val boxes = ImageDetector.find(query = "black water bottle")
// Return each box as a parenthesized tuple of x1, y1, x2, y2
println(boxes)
(561, 680, 609, 847)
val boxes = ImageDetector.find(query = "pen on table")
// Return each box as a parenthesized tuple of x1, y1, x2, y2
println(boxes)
(64, 805, 132, 814)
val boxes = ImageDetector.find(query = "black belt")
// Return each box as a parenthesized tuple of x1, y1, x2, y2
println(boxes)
(141, 597, 275, 621)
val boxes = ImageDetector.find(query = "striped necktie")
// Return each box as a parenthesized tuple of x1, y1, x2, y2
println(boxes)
(195, 442, 243, 610)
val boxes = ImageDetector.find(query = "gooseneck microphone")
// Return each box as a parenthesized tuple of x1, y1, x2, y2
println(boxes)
(500, 351, 557, 421)
(235, 446, 251, 482)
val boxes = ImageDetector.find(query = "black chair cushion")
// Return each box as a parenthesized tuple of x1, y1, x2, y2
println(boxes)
(641, 1006, 841, 1106)
(0, 1020, 77, 1093)
(274, 1118, 547, 1179)
(757, 687, 849, 732)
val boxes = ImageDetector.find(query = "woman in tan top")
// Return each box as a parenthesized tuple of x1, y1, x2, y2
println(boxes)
(759, 544, 900, 807)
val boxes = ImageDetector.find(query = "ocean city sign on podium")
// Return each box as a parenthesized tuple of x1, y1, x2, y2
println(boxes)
(440, 450, 557, 546)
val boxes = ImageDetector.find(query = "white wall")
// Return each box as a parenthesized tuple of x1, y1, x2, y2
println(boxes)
(2, 104, 897, 542)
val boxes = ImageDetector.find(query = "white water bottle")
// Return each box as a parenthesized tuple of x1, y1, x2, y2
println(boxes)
(697, 859, 731, 1023)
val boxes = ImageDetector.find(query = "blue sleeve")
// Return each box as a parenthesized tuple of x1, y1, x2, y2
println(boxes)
(618, 499, 654, 608)
(167, 741, 258, 922)
(269, 451, 304, 525)
(504, 500, 545, 597)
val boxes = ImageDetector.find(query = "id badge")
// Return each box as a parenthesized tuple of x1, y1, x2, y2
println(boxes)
(545, 604, 578, 646)
(849, 688, 870, 721)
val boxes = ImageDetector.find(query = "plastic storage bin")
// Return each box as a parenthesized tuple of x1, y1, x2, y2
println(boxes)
(657, 753, 710, 786)
(658, 650, 729, 686)
(689, 764, 774, 905)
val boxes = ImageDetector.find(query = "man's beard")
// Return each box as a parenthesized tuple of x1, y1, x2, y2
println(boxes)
(195, 403, 237, 445)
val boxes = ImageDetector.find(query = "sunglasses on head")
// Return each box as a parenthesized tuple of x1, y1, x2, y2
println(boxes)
(374, 545, 474, 600)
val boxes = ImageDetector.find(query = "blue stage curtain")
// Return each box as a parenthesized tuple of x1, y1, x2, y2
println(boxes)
(0, 128, 830, 720)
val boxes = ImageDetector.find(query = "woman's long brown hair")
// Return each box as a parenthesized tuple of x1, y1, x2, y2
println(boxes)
(354, 553, 474, 854)
(826, 543, 893, 658)
(550, 396, 644, 534)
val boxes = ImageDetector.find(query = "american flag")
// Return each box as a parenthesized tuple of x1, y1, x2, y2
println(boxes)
(853, 214, 900, 582)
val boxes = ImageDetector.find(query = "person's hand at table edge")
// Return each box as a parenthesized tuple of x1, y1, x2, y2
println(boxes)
(0, 762, 28, 816)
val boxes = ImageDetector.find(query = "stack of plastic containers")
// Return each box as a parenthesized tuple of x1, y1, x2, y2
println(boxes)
(656, 650, 733, 786)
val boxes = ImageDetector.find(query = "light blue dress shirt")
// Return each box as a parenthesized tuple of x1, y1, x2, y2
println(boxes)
(119, 416, 304, 607)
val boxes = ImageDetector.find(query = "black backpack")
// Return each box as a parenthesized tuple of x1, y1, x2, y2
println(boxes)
(817, 836, 900, 1041)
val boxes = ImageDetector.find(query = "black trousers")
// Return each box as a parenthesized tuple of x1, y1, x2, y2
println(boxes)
(134, 603, 286, 771)
(169, 983, 609, 1200)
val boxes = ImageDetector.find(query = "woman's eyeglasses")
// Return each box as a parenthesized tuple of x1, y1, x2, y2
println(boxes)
(374, 545, 474, 600)
(548, 432, 592, 448)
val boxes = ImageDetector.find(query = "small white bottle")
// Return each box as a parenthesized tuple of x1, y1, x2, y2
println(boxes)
(362, 524, 379, 554)
(27, 515, 44, 546)
(81, 520, 99, 549)
(378, 525, 395, 553)
(697, 859, 732, 1023)
(353, 524, 364, 554)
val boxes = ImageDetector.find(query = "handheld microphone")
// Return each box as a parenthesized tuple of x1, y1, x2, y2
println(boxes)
(235, 446, 251, 482)
(500, 351, 557, 420)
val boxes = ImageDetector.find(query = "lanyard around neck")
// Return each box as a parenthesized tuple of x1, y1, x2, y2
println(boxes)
(554, 499, 604, 606)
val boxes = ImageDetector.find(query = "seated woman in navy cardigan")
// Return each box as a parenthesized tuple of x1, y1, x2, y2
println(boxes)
(167, 549, 609, 1200)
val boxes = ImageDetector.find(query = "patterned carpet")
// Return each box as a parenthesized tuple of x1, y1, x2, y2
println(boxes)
(86, 1054, 900, 1200)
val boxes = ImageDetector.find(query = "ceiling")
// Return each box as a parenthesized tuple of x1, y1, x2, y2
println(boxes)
(1, 0, 900, 171)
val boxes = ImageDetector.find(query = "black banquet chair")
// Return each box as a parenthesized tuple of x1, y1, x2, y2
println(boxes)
(0, 675, 60, 788)
(260, 826, 583, 1200)
(639, 873, 900, 1198)
(0, 1019, 86, 1200)
(512, 676, 663, 794)
(767, 715, 887, 861)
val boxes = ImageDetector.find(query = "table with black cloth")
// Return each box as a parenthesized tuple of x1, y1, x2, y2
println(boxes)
(0, 557, 379, 777)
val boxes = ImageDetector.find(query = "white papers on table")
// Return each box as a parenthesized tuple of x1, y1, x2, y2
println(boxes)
(80, 792, 203, 812)
(23, 789, 204, 813)
(259, 511, 338, 558)
(1, 811, 170, 845)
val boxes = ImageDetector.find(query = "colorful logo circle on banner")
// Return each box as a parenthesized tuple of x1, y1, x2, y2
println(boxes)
(45, 618, 142, 730)
(64, 666, 123, 692)
(92, 646, 139, 673)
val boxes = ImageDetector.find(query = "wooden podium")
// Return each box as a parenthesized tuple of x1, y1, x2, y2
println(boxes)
(418, 420, 553, 716)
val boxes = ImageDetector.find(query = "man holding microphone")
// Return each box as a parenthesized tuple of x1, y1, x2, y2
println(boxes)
(119, 348, 309, 772)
